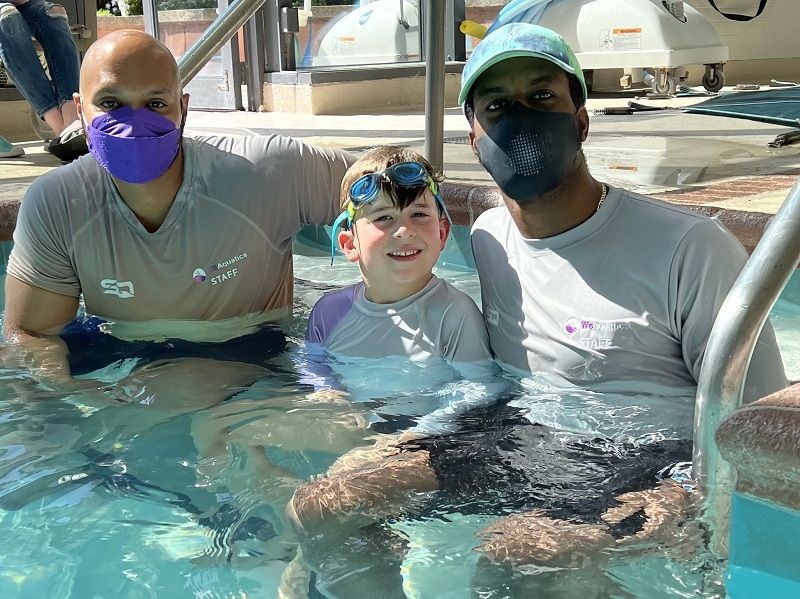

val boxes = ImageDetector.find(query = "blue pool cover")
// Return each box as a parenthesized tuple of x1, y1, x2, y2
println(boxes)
(685, 88, 800, 128)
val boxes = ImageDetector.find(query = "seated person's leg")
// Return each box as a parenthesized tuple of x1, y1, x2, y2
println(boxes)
(306, 522, 410, 599)
(11, 0, 84, 157)
(290, 403, 698, 561)
(471, 478, 701, 599)
(29, 1, 80, 128)
(474, 478, 697, 565)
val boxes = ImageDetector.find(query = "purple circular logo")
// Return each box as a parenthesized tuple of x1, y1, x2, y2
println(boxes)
(564, 317, 580, 335)
(193, 268, 206, 282)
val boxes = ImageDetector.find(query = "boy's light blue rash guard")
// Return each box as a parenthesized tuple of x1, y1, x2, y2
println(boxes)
(306, 276, 494, 366)
(305, 275, 501, 434)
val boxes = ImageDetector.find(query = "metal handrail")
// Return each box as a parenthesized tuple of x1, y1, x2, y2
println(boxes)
(177, 0, 270, 87)
(424, 0, 447, 171)
(693, 175, 800, 554)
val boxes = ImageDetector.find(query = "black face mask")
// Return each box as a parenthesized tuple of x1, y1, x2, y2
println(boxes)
(475, 102, 580, 204)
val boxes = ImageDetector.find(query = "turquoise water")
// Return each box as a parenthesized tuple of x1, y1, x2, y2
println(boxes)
(726, 493, 800, 599)
(0, 234, 798, 599)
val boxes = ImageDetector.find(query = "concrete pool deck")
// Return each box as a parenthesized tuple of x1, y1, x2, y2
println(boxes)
(1, 86, 799, 248)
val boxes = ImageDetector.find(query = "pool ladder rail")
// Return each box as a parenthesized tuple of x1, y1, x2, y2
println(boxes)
(693, 174, 800, 556)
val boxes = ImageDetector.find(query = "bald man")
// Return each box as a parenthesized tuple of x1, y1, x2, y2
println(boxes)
(3, 31, 355, 395)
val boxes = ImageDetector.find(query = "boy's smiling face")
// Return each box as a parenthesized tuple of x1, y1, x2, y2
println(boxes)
(338, 188, 450, 304)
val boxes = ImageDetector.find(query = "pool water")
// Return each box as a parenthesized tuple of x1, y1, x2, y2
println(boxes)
(0, 241, 798, 599)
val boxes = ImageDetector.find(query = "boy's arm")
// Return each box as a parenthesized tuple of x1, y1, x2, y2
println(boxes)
(299, 285, 360, 393)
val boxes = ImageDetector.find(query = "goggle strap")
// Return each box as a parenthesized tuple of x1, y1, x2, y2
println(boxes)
(330, 209, 351, 265)
(435, 192, 454, 240)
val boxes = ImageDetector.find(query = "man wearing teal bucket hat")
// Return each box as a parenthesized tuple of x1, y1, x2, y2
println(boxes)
(462, 22, 786, 402)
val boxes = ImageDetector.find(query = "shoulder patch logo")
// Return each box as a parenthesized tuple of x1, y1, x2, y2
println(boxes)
(101, 279, 135, 299)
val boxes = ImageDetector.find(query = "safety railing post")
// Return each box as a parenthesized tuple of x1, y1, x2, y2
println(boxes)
(694, 176, 800, 555)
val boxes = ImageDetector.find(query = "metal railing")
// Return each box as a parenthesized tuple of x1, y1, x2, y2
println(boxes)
(176, 0, 269, 87)
(169, 0, 454, 167)
(424, 0, 447, 171)
(693, 175, 800, 554)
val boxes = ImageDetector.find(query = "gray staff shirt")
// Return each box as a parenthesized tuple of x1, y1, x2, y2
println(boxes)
(8, 135, 353, 322)
(471, 185, 787, 402)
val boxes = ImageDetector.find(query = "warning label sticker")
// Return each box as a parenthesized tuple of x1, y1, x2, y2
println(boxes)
(600, 28, 643, 52)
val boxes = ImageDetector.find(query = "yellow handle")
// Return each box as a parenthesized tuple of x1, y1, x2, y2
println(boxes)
(459, 20, 488, 40)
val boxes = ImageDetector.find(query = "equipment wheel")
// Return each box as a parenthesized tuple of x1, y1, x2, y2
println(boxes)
(652, 70, 676, 95)
(702, 65, 726, 93)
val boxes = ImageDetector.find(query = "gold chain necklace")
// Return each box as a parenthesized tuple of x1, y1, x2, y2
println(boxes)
(596, 183, 608, 212)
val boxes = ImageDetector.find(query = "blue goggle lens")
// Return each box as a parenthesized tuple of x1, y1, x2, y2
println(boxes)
(348, 162, 431, 205)
(349, 175, 381, 204)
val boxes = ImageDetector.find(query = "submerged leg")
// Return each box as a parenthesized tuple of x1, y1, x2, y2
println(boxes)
(289, 448, 439, 533)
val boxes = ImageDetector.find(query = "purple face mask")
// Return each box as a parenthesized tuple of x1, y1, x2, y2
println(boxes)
(86, 106, 182, 184)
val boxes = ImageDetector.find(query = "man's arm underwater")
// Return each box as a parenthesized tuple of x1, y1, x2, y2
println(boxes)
(3, 275, 86, 391)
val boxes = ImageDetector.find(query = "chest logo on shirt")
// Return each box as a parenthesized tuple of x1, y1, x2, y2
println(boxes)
(101, 279, 135, 299)
(564, 316, 631, 349)
(193, 253, 248, 285)
(564, 316, 581, 334)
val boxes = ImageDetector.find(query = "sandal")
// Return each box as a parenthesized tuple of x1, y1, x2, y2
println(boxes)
(47, 125, 88, 162)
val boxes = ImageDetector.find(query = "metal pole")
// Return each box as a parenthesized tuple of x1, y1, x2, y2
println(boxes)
(263, 0, 282, 72)
(693, 175, 800, 554)
(178, 0, 270, 88)
(447, 0, 467, 62)
(279, 0, 297, 72)
(424, 0, 447, 172)
(244, 6, 267, 110)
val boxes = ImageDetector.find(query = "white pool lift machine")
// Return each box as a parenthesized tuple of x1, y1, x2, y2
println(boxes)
(310, 0, 420, 67)
(307, 0, 728, 95)
(532, 0, 729, 94)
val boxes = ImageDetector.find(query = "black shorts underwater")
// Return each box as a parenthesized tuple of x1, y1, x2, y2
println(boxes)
(60, 317, 287, 376)
(402, 402, 692, 527)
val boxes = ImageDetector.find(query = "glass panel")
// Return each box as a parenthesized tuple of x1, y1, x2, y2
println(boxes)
(95, 0, 240, 109)
(95, 0, 228, 77)
(156, 0, 222, 78)
(296, 0, 422, 69)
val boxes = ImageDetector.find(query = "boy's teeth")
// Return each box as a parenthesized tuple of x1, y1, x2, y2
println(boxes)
(390, 250, 418, 256)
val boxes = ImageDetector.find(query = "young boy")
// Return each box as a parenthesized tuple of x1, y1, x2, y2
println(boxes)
(288, 147, 502, 598)
(305, 145, 494, 370)
(289, 148, 697, 599)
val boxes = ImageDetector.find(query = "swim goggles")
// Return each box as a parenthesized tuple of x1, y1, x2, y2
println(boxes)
(330, 161, 453, 263)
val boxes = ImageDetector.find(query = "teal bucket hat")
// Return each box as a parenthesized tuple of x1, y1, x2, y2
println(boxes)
(459, 22, 587, 106)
